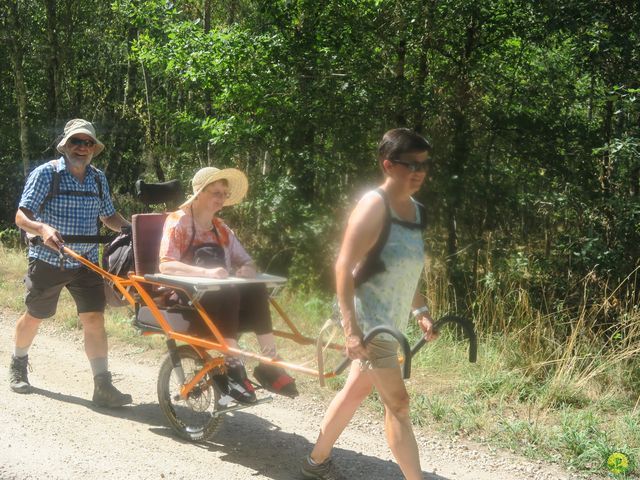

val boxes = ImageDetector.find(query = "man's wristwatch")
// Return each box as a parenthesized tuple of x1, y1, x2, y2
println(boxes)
(412, 306, 430, 318)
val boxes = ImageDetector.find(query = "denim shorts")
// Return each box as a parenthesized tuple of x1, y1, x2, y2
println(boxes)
(25, 258, 106, 319)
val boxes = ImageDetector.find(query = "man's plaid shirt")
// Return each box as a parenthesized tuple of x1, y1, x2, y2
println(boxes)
(19, 157, 116, 269)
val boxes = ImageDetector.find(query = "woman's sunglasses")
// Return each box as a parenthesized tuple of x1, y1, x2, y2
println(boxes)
(389, 158, 429, 172)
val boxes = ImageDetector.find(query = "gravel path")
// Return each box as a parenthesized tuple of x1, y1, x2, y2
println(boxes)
(0, 308, 593, 480)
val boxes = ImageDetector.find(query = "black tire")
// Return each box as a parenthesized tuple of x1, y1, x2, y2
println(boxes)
(157, 345, 223, 442)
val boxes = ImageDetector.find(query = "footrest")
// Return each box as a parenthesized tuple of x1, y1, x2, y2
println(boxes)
(213, 395, 273, 417)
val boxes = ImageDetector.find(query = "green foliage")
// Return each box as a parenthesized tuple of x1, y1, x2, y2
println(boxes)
(0, 1, 638, 311)
(0, 228, 22, 249)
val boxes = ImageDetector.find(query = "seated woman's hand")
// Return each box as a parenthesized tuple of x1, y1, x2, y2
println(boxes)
(235, 264, 257, 278)
(205, 267, 229, 279)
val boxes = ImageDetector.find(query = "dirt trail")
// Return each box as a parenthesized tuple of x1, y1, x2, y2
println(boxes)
(0, 309, 588, 480)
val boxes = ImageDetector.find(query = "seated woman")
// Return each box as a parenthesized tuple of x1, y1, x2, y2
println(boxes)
(158, 166, 297, 404)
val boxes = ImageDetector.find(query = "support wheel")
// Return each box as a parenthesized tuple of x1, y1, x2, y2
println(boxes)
(157, 345, 223, 442)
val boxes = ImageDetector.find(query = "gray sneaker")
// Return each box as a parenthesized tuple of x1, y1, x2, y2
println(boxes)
(9, 355, 31, 394)
(301, 456, 343, 480)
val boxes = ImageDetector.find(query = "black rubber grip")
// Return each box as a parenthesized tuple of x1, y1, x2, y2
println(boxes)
(410, 314, 477, 363)
(334, 325, 412, 379)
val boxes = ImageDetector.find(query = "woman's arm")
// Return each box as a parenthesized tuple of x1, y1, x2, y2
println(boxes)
(159, 259, 228, 279)
(226, 228, 256, 278)
(411, 287, 438, 341)
(336, 192, 386, 359)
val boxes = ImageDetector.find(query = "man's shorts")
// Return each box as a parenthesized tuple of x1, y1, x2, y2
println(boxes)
(362, 336, 400, 369)
(25, 258, 106, 319)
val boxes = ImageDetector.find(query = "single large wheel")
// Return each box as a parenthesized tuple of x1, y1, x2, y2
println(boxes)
(157, 345, 223, 442)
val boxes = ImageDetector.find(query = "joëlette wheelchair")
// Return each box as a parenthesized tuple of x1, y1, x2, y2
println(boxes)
(41, 179, 477, 442)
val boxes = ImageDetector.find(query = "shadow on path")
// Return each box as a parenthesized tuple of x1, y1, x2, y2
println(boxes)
(30, 386, 164, 426)
(31, 387, 447, 479)
(201, 411, 449, 480)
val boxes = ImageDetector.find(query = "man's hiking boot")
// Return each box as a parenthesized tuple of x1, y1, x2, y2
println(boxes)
(301, 456, 343, 480)
(92, 372, 132, 408)
(9, 355, 31, 394)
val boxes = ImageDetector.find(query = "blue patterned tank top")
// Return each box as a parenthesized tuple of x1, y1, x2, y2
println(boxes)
(354, 190, 425, 340)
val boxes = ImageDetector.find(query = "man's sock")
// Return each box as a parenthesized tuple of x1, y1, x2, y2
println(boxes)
(90, 357, 109, 377)
(14, 346, 30, 358)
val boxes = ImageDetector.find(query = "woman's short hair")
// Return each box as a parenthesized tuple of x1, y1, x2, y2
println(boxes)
(377, 128, 432, 168)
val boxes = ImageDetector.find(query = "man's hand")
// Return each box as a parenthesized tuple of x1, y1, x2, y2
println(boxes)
(40, 224, 64, 250)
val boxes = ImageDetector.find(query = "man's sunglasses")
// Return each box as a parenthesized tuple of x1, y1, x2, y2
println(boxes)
(389, 158, 429, 172)
(69, 138, 96, 147)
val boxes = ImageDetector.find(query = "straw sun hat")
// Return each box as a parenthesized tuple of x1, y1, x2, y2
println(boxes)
(179, 166, 248, 209)
(56, 118, 105, 157)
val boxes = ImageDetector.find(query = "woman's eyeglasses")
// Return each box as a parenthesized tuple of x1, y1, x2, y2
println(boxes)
(206, 190, 231, 200)
(69, 138, 96, 147)
(390, 159, 429, 172)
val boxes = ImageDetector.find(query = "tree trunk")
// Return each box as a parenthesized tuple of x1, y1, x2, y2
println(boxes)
(446, 18, 477, 304)
(414, 0, 435, 134)
(44, 0, 61, 123)
(290, 15, 317, 203)
(228, 0, 237, 24)
(600, 98, 613, 195)
(394, 36, 407, 126)
(203, 0, 213, 118)
(600, 96, 615, 248)
(122, 27, 138, 110)
(203, 0, 211, 32)
(6, 0, 30, 177)
(631, 166, 639, 197)
(393, 2, 408, 127)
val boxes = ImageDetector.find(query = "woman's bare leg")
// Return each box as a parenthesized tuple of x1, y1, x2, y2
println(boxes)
(309, 361, 374, 463)
(369, 366, 422, 480)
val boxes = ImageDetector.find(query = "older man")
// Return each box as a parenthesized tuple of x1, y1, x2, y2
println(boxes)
(10, 119, 132, 408)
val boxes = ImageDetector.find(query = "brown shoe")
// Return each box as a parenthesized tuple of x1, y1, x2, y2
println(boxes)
(92, 372, 132, 407)
(9, 355, 31, 394)
(301, 456, 343, 480)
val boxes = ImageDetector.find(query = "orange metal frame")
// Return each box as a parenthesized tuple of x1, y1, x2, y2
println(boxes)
(61, 246, 345, 398)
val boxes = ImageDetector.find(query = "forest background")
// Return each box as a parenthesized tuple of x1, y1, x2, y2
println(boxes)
(1, 0, 639, 477)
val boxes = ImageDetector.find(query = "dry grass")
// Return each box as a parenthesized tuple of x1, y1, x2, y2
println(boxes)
(409, 262, 640, 477)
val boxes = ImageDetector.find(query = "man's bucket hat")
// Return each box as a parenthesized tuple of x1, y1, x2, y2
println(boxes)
(56, 119, 105, 157)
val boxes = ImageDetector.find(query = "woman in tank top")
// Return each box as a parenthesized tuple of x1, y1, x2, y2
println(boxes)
(302, 128, 438, 480)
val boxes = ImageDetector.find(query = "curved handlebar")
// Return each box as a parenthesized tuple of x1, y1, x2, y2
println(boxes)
(332, 314, 477, 380)
(334, 325, 412, 379)
(410, 314, 477, 363)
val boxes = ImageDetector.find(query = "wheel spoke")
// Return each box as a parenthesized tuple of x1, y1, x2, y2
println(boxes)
(157, 346, 223, 442)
